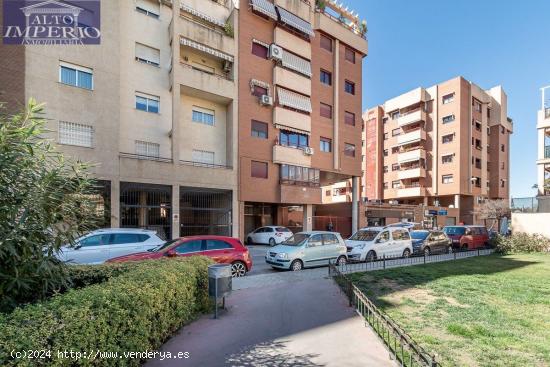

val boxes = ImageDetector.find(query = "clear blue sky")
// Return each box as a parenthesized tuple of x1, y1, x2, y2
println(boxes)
(349, 0, 550, 198)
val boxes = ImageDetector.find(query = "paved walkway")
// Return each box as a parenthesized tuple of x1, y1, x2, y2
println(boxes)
(146, 272, 393, 367)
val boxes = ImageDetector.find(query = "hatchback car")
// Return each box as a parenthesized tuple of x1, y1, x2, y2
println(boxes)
(346, 227, 413, 262)
(411, 230, 453, 255)
(443, 225, 489, 250)
(265, 231, 347, 271)
(246, 226, 293, 246)
(107, 236, 252, 277)
(56, 228, 165, 264)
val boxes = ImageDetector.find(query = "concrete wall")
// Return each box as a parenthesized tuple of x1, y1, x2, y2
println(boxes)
(512, 213, 550, 238)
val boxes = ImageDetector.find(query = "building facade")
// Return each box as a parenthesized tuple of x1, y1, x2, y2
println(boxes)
(237, 0, 368, 238)
(0, 0, 240, 239)
(363, 77, 512, 225)
(537, 85, 550, 197)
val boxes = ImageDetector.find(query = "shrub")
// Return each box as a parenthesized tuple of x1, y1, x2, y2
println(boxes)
(0, 257, 213, 366)
(65, 263, 137, 289)
(493, 233, 550, 254)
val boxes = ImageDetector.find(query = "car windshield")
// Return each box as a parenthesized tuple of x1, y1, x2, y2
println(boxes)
(349, 229, 380, 241)
(149, 239, 180, 252)
(443, 227, 466, 235)
(411, 231, 429, 240)
(281, 233, 310, 246)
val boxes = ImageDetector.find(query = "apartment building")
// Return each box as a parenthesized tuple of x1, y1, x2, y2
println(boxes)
(237, 0, 368, 237)
(363, 77, 512, 225)
(0, 0, 240, 239)
(537, 85, 550, 197)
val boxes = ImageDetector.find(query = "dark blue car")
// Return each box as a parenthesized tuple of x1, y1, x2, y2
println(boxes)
(410, 230, 453, 255)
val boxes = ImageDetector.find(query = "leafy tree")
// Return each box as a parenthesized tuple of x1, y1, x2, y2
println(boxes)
(476, 199, 510, 230)
(0, 100, 99, 311)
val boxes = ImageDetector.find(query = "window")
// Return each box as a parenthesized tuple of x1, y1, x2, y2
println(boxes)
(442, 154, 454, 164)
(442, 115, 455, 124)
(442, 134, 454, 144)
(308, 234, 323, 247)
(192, 107, 215, 126)
(135, 141, 160, 158)
(383, 133, 388, 141)
(59, 121, 93, 147)
(59, 62, 93, 89)
(392, 128, 401, 137)
(392, 229, 410, 241)
(251, 42, 268, 58)
(475, 121, 482, 131)
(175, 240, 203, 254)
(474, 139, 482, 150)
(251, 120, 268, 139)
(392, 180, 401, 189)
(206, 239, 232, 250)
(192, 150, 215, 165)
(442, 174, 453, 184)
(322, 234, 339, 245)
(487, 127, 491, 135)
(320, 137, 332, 152)
(383, 149, 388, 157)
(280, 130, 308, 148)
(390, 111, 400, 120)
(344, 80, 355, 95)
(345, 111, 355, 126)
(392, 163, 400, 171)
(344, 143, 355, 157)
(391, 147, 399, 154)
(501, 126, 506, 134)
(383, 166, 388, 173)
(280, 165, 320, 186)
(345, 47, 355, 63)
(383, 182, 388, 190)
(252, 85, 267, 97)
(475, 158, 482, 169)
(135, 93, 159, 113)
(135, 43, 160, 66)
(111, 233, 141, 244)
(501, 144, 505, 152)
(442, 93, 455, 104)
(136, 0, 159, 18)
(501, 179, 506, 188)
(251, 161, 268, 179)
(79, 234, 110, 247)
(473, 98, 482, 112)
(320, 69, 332, 85)
(320, 102, 332, 118)
(501, 162, 505, 170)
(320, 34, 332, 52)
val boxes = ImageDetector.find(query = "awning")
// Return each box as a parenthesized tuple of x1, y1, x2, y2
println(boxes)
(180, 37, 234, 63)
(277, 87, 312, 113)
(250, 0, 278, 21)
(181, 4, 225, 27)
(282, 50, 311, 77)
(274, 123, 310, 136)
(276, 6, 315, 37)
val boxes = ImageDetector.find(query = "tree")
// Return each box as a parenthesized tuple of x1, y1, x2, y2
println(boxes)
(475, 199, 510, 230)
(0, 100, 100, 311)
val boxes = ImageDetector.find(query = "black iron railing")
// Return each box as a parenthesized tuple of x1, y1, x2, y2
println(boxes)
(545, 146, 550, 159)
(179, 160, 233, 169)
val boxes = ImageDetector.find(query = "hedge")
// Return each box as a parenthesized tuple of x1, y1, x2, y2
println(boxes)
(0, 256, 213, 366)
(493, 233, 550, 254)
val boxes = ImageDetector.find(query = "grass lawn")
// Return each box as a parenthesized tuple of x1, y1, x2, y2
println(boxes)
(349, 253, 550, 367)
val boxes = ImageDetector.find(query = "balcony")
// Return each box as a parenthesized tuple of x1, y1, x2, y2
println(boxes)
(397, 149, 426, 164)
(398, 167, 426, 180)
(179, 62, 234, 99)
(275, 66, 311, 96)
(273, 144, 312, 167)
(273, 107, 311, 133)
(396, 129, 426, 146)
(397, 109, 426, 127)
(313, 11, 368, 55)
(176, 16, 234, 56)
(274, 27, 311, 59)
(397, 186, 426, 198)
(274, 0, 311, 22)
(280, 184, 321, 205)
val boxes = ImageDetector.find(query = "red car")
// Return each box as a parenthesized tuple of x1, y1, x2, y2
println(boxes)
(107, 236, 252, 277)
(443, 225, 490, 250)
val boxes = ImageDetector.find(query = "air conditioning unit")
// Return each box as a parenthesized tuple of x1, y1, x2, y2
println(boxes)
(269, 44, 283, 61)
(303, 147, 314, 155)
(260, 94, 273, 106)
(222, 60, 231, 72)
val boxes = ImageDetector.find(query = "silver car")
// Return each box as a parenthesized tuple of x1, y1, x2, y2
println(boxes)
(265, 231, 347, 271)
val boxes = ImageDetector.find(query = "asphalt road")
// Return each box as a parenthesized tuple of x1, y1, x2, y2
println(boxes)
(247, 244, 280, 275)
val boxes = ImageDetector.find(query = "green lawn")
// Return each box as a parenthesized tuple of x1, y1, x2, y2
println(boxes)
(349, 254, 550, 367)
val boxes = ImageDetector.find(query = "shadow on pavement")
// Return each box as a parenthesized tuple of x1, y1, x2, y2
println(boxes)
(226, 340, 323, 367)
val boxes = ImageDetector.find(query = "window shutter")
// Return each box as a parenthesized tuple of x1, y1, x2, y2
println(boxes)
(136, 0, 159, 15)
(135, 43, 160, 64)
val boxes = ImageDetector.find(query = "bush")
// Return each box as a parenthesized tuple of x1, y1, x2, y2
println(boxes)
(0, 257, 213, 366)
(65, 263, 137, 289)
(493, 233, 550, 254)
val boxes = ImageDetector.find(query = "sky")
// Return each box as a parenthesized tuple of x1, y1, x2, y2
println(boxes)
(348, 0, 550, 198)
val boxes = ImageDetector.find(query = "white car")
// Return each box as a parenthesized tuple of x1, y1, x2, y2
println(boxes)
(56, 228, 165, 264)
(246, 226, 293, 246)
(346, 227, 413, 262)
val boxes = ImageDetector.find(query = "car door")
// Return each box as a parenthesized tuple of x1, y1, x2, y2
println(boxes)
(470, 227, 482, 248)
(373, 230, 391, 257)
(262, 227, 275, 244)
(174, 239, 204, 258)
(252, 228, 265, 244)
(205, 239, 234, 264)
(390, 229, 409, 256)
(322, 233, 341, 264)
(67, 234, 111, 264)
(108, 233, 143, 260)
(304, 234, 324, 267)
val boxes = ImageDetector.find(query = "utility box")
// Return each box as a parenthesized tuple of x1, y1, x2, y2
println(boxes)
(208, 264, 232, 318)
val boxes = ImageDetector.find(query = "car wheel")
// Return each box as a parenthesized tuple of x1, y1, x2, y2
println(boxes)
(447, 245, 453, 254)
(423, 247, 431, 256)
(246, 237, 253, 246)
(269, 238, 276, 247)
(231, 261, 247, 277)
(402, 248, 411, 258)
(366, 250, 377, 262)
(290, 259, 303, 271)
(336, 256, 347, 266)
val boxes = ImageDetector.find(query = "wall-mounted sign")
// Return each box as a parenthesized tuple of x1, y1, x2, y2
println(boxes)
(438, 210, 448, 216)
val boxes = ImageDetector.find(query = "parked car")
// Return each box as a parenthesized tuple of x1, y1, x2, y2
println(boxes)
(107, 236, 252, 277)
(246, 226, 293, 246)
(346, 227, 413, 262)
(265, 231, 347, 271)
(56, 228, 165, 264)
(443, 225, 490, 250)
(410, 230, 453, 255)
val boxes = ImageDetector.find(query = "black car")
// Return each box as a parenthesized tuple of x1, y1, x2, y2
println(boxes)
(410, 230, 453, 255)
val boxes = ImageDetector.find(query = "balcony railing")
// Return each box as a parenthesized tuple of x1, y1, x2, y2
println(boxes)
(179, 160, 232, 169)
(180, 61, 233, 81)
(120, 152, 173, 163)
(545, 146, 550, 159)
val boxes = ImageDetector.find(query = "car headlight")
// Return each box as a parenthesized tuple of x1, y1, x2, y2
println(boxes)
(276, 253, 288, 259)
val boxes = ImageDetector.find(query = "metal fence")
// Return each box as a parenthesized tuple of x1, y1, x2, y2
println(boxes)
(511, 196, 550, 213)
(328, 248, 495, 366)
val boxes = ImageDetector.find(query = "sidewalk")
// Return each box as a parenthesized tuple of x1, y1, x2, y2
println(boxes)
(146, 273, 393, 367)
